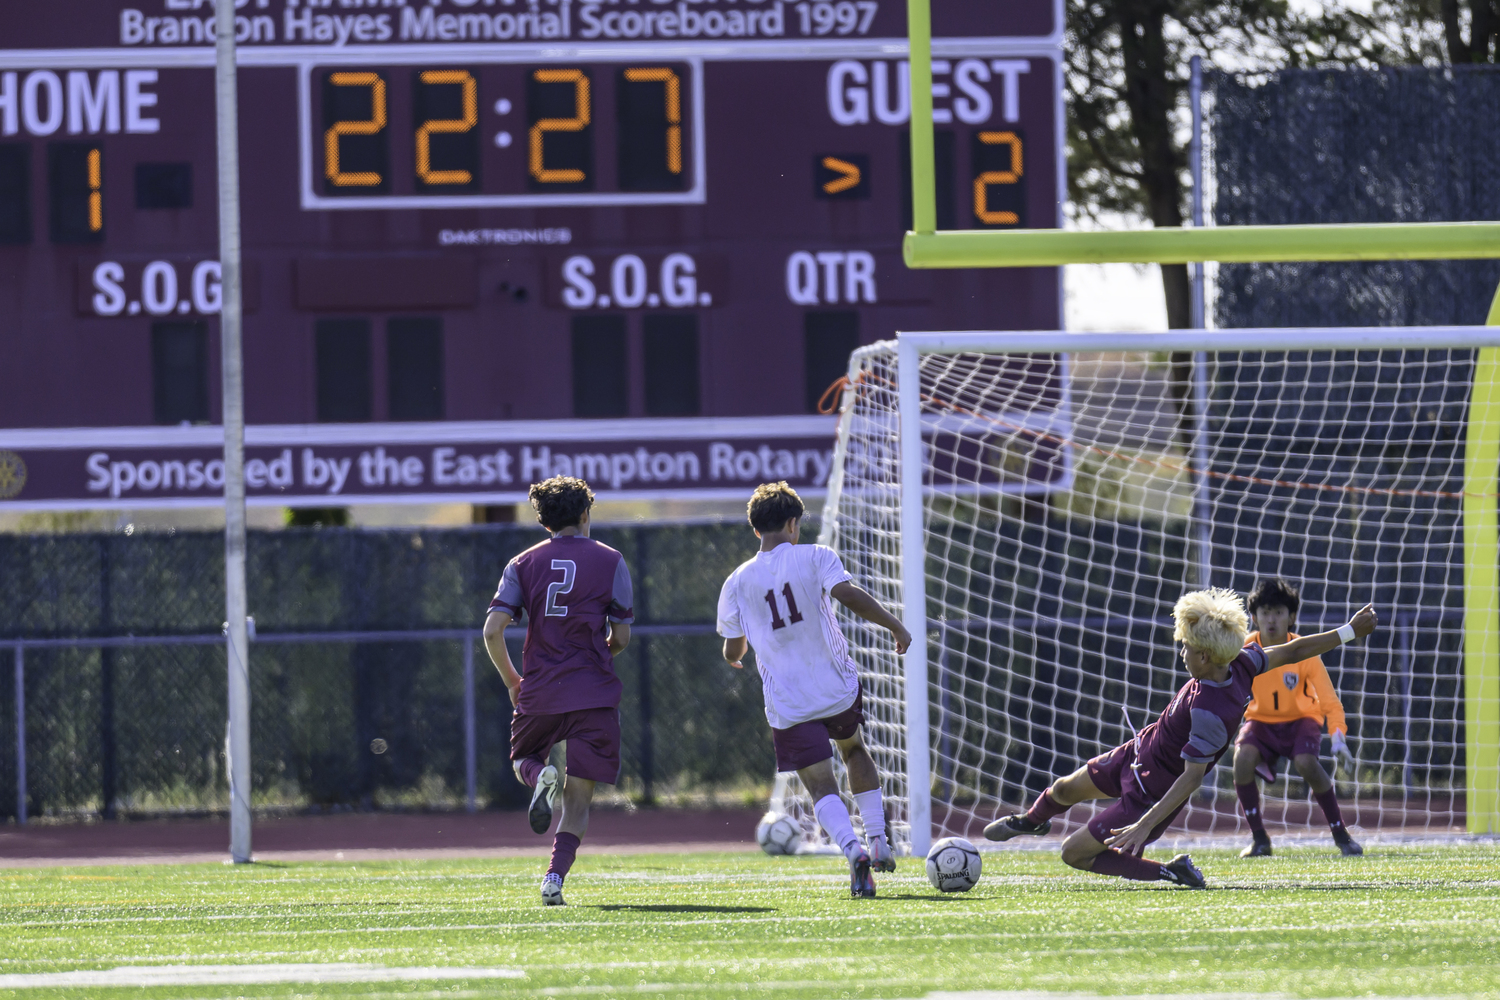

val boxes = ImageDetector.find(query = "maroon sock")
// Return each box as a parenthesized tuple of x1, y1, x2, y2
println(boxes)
(1089, 849, 1167, 882)
(547, 832, 580, 880)
(516, 758, 545, 788)
(1314, 788, 1346, 833)
(1236, 783, 1267, 835)
(1025, 789, 1068, 825)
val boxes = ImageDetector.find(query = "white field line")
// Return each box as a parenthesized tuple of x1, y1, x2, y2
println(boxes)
(0, 963, 525, 988)
(0, 842, 759, 869)
(8, 899, 1500, 939)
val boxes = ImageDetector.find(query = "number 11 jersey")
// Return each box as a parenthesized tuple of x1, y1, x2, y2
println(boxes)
(716, 542, 857, 730)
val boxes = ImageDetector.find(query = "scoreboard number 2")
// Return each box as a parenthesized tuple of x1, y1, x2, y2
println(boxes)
(529, 68, 592, 187)
(972, 129, 1025, 228)
(324, 71, 388, 192)
(415, 69, 479, 189)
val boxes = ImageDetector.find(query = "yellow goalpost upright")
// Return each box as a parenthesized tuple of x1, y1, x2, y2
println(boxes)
(897, 0, 1500, 835)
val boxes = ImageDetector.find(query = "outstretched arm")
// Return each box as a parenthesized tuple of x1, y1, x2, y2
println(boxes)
(1105, 760, 1209, 856)
(1262, 604, 1378, 672)
(830, 581, 912, 654)
(482, 609, 521, 703)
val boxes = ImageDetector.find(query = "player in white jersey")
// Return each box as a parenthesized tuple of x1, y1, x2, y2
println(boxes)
(718, 482, 911, 898)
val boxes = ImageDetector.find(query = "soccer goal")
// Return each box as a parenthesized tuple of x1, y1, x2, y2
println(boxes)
(772, 325, 1500, 855)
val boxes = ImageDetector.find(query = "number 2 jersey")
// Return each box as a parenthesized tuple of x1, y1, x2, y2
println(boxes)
(716, 542, 857, 730)
(489, 535, 634, 716)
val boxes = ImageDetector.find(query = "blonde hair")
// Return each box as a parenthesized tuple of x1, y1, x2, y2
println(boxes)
(1172, 588, 1250, 665)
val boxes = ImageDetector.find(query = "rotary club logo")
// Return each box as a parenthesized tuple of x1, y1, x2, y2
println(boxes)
(0, 450, 26, 499)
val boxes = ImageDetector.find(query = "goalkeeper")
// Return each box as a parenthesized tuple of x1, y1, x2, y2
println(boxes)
(1233, 578, 1362, 858)
(984, 588, 1377, 888)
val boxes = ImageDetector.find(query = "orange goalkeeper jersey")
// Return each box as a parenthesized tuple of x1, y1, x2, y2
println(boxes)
(1243, 631, 1347, 734)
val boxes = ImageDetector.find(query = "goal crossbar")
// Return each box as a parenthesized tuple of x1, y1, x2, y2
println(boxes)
(903, 223, 1500, 270)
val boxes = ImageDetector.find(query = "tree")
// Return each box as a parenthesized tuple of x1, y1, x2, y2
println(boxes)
(1066, 0, 1401, 328)
(1068, 0, 1496, 330)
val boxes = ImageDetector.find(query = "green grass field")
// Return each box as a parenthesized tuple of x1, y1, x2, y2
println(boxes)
(2, 846, 1499, 1000)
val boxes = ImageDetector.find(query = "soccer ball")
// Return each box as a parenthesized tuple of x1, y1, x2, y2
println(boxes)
(926, 836, 982, 892)
(756, 812, 803, 856)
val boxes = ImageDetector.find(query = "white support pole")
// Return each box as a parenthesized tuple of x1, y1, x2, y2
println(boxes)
(464, 637, 477, 813)
(13, 646, 24, 826)
(216, 0, 252, 865)
(1189, 55, 1206, 330)
(897, 336, 932, 857)
(1187, 55, 1214, 589)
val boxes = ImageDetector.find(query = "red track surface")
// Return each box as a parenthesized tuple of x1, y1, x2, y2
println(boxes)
(0, 808, 764, 868)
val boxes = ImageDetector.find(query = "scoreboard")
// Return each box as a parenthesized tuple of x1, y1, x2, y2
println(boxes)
(0, 0, 1062, 506)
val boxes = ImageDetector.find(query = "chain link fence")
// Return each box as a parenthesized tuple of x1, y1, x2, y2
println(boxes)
(0, 523, 776, 821)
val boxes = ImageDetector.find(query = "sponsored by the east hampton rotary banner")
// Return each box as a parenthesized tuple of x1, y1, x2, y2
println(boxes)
(0, 450, 26, 499)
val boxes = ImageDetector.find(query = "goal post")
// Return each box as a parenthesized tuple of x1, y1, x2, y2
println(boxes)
(1466, 286, 1500, 833)
(889, 0, 1500, 844)
(809, 325, 1500, 854)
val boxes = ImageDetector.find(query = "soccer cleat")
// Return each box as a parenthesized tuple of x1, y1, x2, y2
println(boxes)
(1159, 854, 1207, 889)
(529, 764, 560, 835)
(1333, 830, 1364, 856)
(870, 835, 896, 873)
(1240, 832, 1273, 857)
(849, 849, 876, 898)
(541, 873, 565, 906)
(983, 814, 1051, 842)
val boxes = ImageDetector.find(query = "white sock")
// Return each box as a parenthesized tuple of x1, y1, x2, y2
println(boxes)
(813, 793, 862, 860)
(853, 788, 885, 847)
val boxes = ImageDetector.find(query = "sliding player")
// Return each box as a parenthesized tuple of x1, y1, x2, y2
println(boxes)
(482, 476, 634, 906)
(717, 482, 911, 898)
(1234, 578, 1362, 857)
(984, 588, 1376, 888)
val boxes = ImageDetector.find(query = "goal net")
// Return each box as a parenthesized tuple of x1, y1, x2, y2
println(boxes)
(772, 327, 1500, 854)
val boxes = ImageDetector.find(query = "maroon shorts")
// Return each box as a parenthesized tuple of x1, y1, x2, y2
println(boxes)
(1235, 717, 1322, 777)
(510, 706, 621, 784)
(1083, 741, 1187, 849)
(771, 686, 865, 773)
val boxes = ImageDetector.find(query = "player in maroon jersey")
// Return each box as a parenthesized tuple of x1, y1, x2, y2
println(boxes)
(482, 476, 634, 906)
(983, 588, 1377, 887)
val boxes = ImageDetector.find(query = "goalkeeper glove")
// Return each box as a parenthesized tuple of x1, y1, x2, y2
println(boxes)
(1331, 730, 1356, 775)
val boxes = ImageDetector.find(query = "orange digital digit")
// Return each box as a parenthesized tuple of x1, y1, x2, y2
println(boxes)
(325, 71, 387, 187)
(624, 67, 681, 174)
(973, 130, 1022, 225)
(416, 69, 477, 186)
(87, 147, 102, 232)
(530, 68, 591, 184)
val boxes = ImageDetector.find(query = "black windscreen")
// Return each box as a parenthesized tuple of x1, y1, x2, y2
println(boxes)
(135, 162, 193, 209)
(803, 310, 859, 413)
(315, 318, 373, 422)
(0, 145, 31, 244)
(387, 317, 445, 421)
(643, 312, 699, 417)
(900, 129, 956, 231)
(571, 314, 628, 417)
(151, 321, 210, 425)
